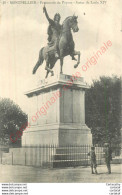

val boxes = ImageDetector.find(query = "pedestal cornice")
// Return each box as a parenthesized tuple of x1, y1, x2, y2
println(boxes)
(25, 74, 89, 97)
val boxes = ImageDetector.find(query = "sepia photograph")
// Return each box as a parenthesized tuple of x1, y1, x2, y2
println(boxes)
(0, 0, 121, 183)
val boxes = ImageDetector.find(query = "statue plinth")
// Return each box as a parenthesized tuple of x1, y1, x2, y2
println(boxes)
(22, 74, 92, 146)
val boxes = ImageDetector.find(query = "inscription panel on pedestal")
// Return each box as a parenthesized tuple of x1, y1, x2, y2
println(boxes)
(37, 89, 60, 125)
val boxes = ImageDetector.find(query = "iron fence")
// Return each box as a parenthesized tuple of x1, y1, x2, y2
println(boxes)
(0, 144, 121, 168)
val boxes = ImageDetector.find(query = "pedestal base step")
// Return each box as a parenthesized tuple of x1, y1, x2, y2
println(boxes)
(52, 147, 104, 168)
(56, 147, 91, 154)
(54, 153, 104, 160)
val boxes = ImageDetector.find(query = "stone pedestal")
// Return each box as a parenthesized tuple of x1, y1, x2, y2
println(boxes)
(22, 74, 92, 146)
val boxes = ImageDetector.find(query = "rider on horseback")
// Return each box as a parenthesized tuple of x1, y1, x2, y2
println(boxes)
(43, 5, 62, 58)
(33, 11, 80, 77)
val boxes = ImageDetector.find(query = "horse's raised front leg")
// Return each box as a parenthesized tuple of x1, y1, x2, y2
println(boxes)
(73, 50, 81, 68)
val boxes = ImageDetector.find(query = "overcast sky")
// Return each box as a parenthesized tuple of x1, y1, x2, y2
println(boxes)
(0, 0, 121, 113)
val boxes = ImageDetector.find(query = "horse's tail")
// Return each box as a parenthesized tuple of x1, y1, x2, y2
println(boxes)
(32, 47, 44, 74)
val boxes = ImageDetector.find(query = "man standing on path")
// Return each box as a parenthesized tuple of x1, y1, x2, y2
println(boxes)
(104, 143, 112, 174)
(88, 146, 98, 174)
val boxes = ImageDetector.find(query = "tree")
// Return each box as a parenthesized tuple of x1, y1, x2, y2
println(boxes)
(0, 98, 27, 146)
(85, 76, 121, 145)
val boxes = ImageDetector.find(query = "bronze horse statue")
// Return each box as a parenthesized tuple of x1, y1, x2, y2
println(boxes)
(32, 15, 80, 78)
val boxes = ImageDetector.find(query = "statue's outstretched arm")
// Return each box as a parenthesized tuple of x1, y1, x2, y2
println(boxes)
(43, 5, 54, 25)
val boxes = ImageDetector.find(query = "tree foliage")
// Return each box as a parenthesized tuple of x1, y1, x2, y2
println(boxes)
(0, 98, 27, 146)
(85, 76, 121, 145)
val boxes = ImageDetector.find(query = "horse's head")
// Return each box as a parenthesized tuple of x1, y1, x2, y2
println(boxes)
(69, 15, 79, 32)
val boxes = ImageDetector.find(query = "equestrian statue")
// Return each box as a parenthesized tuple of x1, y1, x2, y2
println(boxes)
(32, 5, 81, 78)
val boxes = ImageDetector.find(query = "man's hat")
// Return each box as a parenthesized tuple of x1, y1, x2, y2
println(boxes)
(104, 143, 109, 146)
(91, 146, 95, 149)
